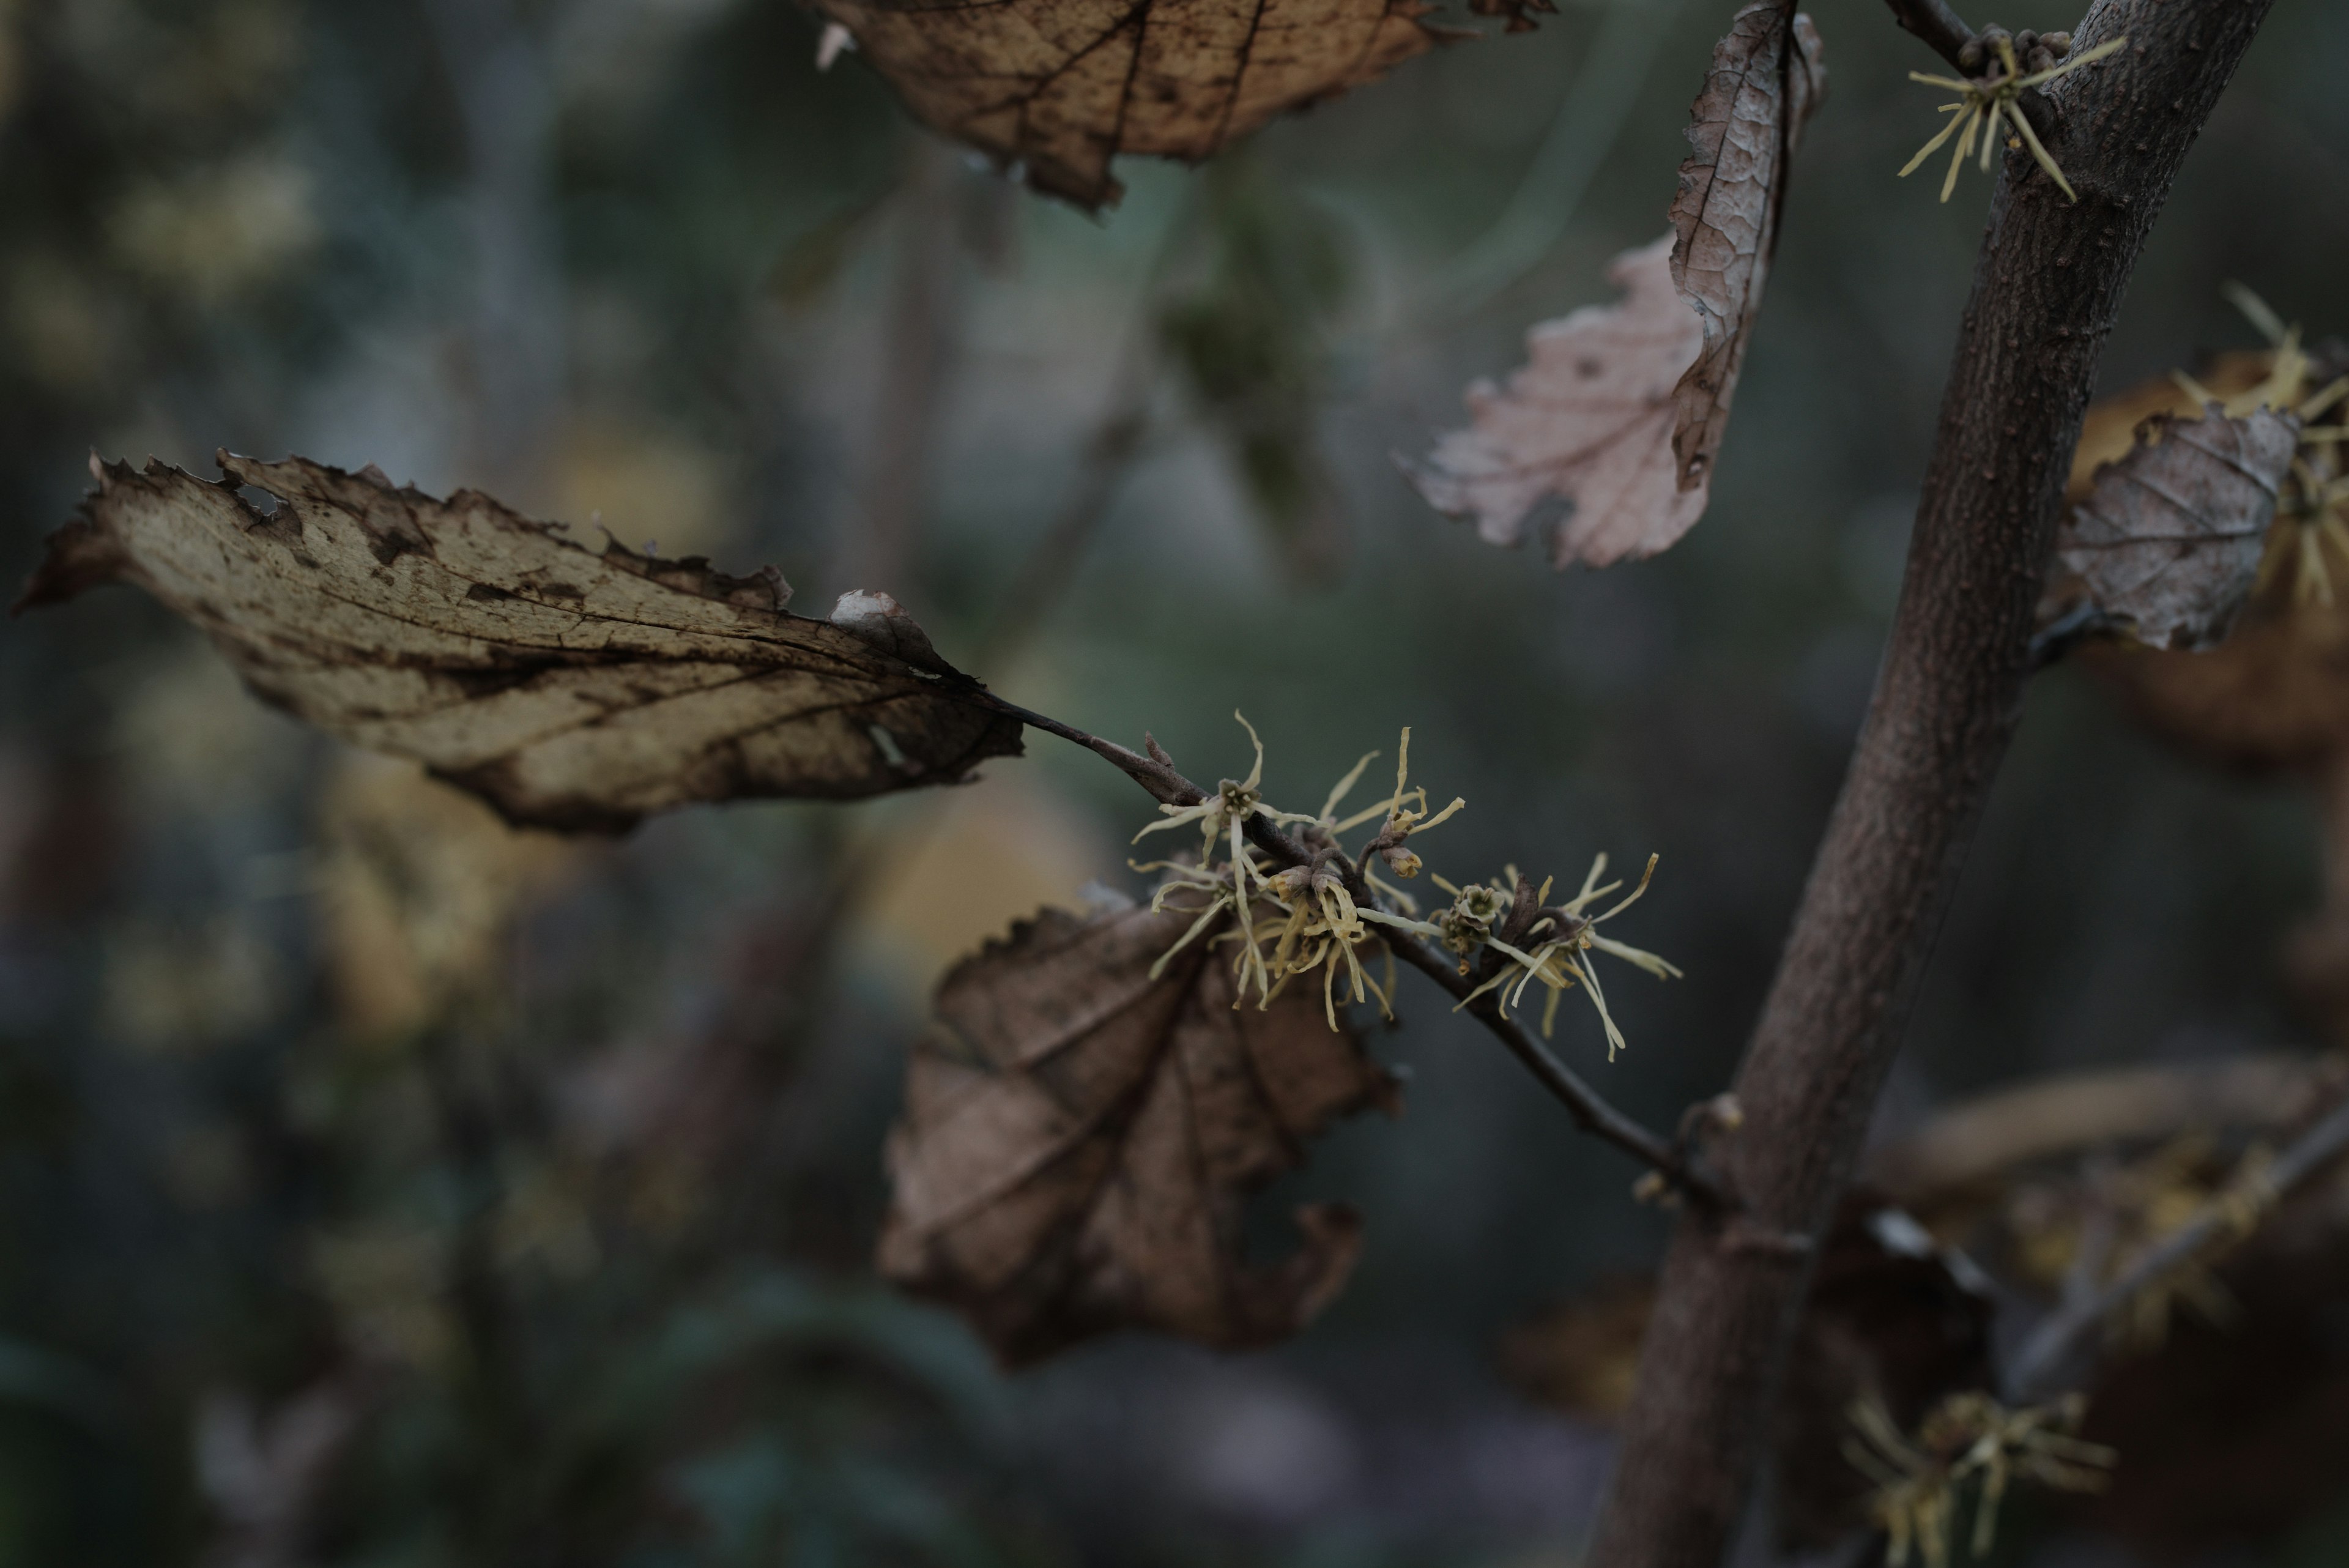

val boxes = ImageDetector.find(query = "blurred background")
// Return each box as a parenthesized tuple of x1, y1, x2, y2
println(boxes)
(3, 0, 2348, 1562)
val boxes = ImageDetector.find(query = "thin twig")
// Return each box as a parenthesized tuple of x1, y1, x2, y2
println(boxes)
(2004, 1089, 2349, 1402)
(980, 693, 1726, 1207)
(1384, 934, 1720, 1203)
(1880, 0, 1975, 71)
(973, 402, 1153, 670)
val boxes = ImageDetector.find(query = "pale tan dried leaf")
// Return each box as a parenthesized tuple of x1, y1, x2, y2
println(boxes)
(877, 899, 1396, 1364)
(1406, 4, 1823, 570)
(1403, 236, 1705, 568)
(1668, 2, 1825, 488)
(2058, 408, 2299, 652)
(812, 0, 1446, 211)
(17, 453, 1022, 832)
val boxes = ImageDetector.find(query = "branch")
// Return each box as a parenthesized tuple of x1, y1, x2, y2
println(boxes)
(1865, 1055, 2347, 1200)
(1382, 929, 1724, 1209)
(2003, 1088, 2349, 1403)
(979, 693, 1725, 1207)
(1586, 4, 2277, 1565)
(1880, 0, 1973, 71)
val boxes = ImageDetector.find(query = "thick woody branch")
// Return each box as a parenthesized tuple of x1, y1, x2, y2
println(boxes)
(2004, 1088, 2349, 1403)
(1587, 4, 2276, 1565)
(982, 693, 1722, 1204)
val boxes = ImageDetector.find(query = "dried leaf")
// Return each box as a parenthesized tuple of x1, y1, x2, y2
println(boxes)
(877, 898, 1396, 1365)
(1668, 3, 1825, 492)
(1406, 4, 1823, 568)
(2057, 408, 2300, 652)
(2064, 352, 2280, 505)
(17, 453, 1022, 832)
(1403, 236, 1705, 567)
(810, 0, 1447, 212)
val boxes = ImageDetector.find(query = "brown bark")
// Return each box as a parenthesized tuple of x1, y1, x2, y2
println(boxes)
(1587, 2, 2277, 1563)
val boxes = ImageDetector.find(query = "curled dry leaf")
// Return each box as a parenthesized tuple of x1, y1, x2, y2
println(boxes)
(810, 0, 1447, 212)
(2067, 344, 2349, 773)
(2056, 408, 2300, 652)
(1668, 2, 1824, 493)
(16, 453, 1022, 832)
(877, 898, 1397, 1365)
(1405, 2, 1822, 568)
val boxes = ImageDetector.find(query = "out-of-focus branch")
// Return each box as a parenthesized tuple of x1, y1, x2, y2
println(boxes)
(419, 0, 568, 486)
(841, 136, 963, 596)
(973, 397, 1152, 670)
(1866, 1055, 2348, 1199)
(2004, 1088, 2349, 1402)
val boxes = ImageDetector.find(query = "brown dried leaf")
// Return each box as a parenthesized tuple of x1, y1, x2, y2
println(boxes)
(877, 897, 1397, 1365)
(17, 453, 1022, 832)
(2057, 408, 2300, 652)
(812, 0, 1447, 212)
(1668, 3, 1824, 492)
(1406, 4, 1822, 568)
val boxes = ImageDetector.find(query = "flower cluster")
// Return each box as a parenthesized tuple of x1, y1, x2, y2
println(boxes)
(1901, 29, 2125, 204)
(1135, 715, 1678, 1050)
(2006, 1131, 2279, 1352)
(1396, 857, 1680, 1060)
(1846, 1392, 2115, 1567)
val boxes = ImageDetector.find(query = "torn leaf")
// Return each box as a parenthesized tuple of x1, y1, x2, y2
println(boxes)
(2057, 408, 2300, 652)
(17, 453, 1022, 832)
(877, 898, 1396, 1365)
(1406, 4, 1823, 568)
(806, 0, 1447, 212)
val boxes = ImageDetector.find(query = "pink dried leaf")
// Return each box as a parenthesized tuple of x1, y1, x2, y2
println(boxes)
(1405, 2, 1825, 570)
